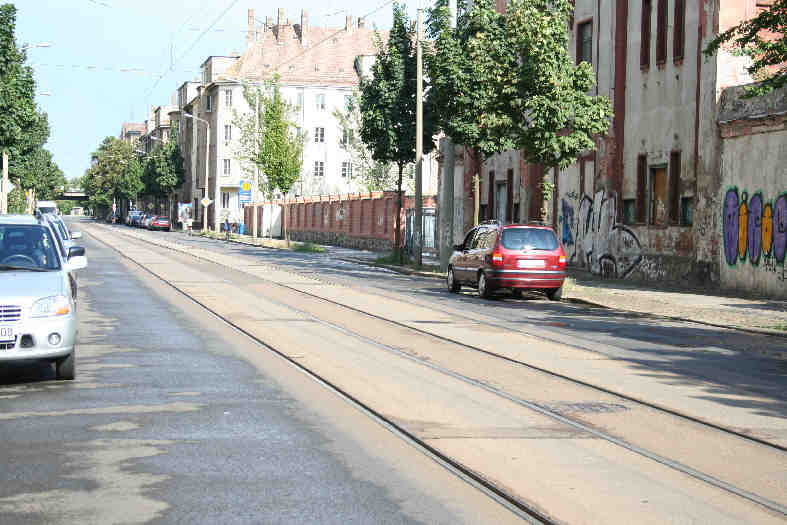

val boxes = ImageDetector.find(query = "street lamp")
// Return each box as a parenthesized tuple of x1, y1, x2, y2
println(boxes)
(182, 111, 213, 233)
(21, 42, 52, 51)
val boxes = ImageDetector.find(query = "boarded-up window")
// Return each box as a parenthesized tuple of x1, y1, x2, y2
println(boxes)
(506, 169, 514, 223)
(641, 0, 652, 69)
(656, 0, 667, 64)
(577, 21, 593, 65)
(650, 167, 668, 225)
(669, 151, 681, 223)
(673, 0, 685, 62)
(636, 155, 647, 223)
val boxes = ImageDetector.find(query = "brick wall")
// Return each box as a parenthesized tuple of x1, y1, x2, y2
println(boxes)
(245, 191, 437, 251)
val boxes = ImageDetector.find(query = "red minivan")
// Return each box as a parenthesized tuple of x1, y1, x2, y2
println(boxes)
(447, 223, 567, 300)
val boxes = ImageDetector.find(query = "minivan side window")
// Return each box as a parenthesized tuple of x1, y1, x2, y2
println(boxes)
(471, 229, 487, 249)
(461, 229, 476, 250)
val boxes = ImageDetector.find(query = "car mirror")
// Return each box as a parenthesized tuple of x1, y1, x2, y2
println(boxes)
(68, 246, 86, 258)
(70, 231, 82, 240)
(65, 255, 87, 272)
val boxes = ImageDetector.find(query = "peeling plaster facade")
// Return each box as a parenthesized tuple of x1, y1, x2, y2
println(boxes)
(438, 0, 769, 290)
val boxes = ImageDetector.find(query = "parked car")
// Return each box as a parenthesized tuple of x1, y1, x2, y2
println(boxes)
(149, 216, 170, 231)
(143, 214, 155, 229)
(126, 211, 142, 226)
(447, 222, 566, 300)
(0, 214, 87, 380)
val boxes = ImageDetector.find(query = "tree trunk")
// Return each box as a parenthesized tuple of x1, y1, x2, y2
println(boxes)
(473, 150, 482, 227)
(283, 194, 288, 246)
(395, 164, 404, 265)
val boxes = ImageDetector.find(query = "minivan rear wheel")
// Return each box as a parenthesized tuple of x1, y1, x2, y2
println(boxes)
(546, 285, 563, 301)
(447, 267, 461, 293)
(478, 272, 493, 299)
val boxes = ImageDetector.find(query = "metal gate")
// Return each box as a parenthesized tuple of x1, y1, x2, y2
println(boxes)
(405, 207, 436, 256)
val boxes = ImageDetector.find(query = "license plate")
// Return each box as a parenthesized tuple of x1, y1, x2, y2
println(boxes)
(0, 326, 14, 342)
(518, 259, 545, 269)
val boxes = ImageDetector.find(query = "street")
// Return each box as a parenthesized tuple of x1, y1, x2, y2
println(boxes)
(1, 218, 783, 524)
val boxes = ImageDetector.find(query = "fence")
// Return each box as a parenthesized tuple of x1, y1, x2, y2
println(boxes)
(244, 192, 437, 252)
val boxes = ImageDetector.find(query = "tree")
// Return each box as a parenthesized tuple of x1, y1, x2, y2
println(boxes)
(10, 147, 65, 200)
(427, 0, 518, 226)
(140, 127, 184, 220)
(360, 2, 436, 263)
(235, 76, 304, 243)
(705, 0, 787, 96)
(0, 3, 53, 208)
(427, 0, 611, 222)
(333, 92, 397, 191)
(82, 137, 143, 217)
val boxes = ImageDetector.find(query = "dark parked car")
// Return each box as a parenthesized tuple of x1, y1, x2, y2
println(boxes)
(149, 216, 170, 231)
(447, 222, 566, 300)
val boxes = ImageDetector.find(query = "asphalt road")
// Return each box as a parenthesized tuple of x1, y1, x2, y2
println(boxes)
(64, 221, 787, 524)
(0, 227, 524, 524)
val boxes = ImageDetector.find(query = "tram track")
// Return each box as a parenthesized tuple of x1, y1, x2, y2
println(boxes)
(87, 224, 787, 519)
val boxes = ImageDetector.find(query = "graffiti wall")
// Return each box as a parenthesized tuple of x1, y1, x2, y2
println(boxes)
(722, 188, 787, 283)
(560, 190, 643, 279)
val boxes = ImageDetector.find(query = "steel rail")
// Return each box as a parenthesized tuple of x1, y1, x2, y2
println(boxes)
(89, 229, 555, 525)
(90, 226, 787, 517)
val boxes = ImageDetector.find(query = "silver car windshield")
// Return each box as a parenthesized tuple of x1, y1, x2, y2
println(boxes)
(0, 225, 62, 271)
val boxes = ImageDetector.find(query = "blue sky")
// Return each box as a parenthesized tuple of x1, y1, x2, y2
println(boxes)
(14, 0, 424, 182)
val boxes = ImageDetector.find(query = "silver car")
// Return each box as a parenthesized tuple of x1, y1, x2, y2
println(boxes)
(0, 215, 87, 380)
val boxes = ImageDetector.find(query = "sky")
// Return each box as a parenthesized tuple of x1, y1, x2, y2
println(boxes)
(14, 0, 427, 182)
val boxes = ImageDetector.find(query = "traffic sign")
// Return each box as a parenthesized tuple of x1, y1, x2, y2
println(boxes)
(200, 198, 213, 207)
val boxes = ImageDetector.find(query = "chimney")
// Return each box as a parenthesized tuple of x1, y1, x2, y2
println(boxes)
(266, 16, 273, 29)
(357, 17, 365, 29)
(300, 9, 309, 47)
(171, 92, 176, 105)
(278, 8, 285, 28)
(345, 15, 353, 33)
(247, 9, 254, 48)
(256, 24, 263, 41)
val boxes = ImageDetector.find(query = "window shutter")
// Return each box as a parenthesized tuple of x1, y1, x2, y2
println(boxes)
(669, 151, 681, 223)
(673, 0, 685, 62)
(640, 0, 651, 69)
(637, 155, 647, 223)
(656, 0, 667, 64)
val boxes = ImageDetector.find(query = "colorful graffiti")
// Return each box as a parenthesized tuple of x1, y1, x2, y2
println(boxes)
(562, 190, 643, 278)
(722, 188, 787, 266)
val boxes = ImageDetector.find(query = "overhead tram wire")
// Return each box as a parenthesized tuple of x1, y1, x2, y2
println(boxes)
(142, 0, 242, 101)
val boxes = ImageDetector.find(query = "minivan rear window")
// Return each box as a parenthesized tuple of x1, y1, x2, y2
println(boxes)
(501, 228, 558, 251)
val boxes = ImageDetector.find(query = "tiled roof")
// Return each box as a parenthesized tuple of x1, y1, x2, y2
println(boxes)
(223, 22, 385, 87)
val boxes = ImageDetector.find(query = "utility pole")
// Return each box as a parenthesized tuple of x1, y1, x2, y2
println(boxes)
(414, 5, 424, 267)
(439, 0, 457, 272)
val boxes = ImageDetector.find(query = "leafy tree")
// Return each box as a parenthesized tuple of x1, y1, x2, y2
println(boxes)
(427, 0, 611, 222)
(360, 2, 436, 262)
(83, 137, 143, 216)
(333, 92, 396, 191)
(10, 147, 65, 200)
(140, 127, 184, 219)
(705, 0, 787, 96)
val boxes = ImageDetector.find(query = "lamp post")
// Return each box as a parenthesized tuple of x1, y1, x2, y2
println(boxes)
(183, 112, 212, 233)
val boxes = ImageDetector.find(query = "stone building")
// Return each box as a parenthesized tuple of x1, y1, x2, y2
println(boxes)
(439, 0, 770, 289)
(119, 122, 145, 145)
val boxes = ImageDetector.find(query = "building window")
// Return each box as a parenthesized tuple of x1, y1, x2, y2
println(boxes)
(224, 124, 232, 141)
(314, 161, 324, 177)
(636, 154, 647, 223)
(673, 0, 685, 62)
(623, 199, 637, 225)
(225, 89, 233, 107)
(577, 21, 593, 65)
(296, 92, 303, 109)
(344, 95, 352, 111)
(206, 95, 213, 112)
(649, 166, 668, 225)
(680, 197, 694, 226)
(314, 127, 325, 143)
(656, 0, 667, 65)
(641, 0, 652, 69)
(669, 150, 681, 223)
(315, 93, 326, 111)
(342, 161, 353, 178)
(223, 158, 231, 175)
(221, 191, 230, 209)
(341, 128, 353, 146)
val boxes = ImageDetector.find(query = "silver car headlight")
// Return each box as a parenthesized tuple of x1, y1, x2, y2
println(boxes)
(31, 295, 71, 317)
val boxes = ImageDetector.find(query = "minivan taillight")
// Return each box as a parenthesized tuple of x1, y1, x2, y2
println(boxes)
(558, 255, 566, 268)
(492, 252, 503, 265)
